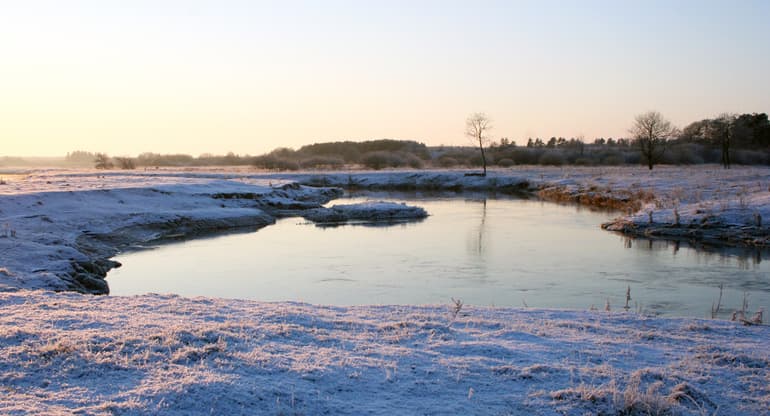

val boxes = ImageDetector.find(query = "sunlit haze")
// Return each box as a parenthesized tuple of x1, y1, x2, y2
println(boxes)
(2, 0, 769, 157)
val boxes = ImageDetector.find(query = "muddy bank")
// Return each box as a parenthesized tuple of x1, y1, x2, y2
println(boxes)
(541, 185, 770, 249)
(602, 219, 770, 249)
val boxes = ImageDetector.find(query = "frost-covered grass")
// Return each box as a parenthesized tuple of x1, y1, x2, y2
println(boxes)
(1, 166, 769, 414)
(1, 290, 768, 415)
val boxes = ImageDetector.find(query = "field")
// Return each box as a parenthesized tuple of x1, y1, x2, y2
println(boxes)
(0, 166, 768, 415)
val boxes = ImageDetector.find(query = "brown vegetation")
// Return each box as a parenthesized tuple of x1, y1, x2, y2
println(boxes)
(538, 185, 655, 212)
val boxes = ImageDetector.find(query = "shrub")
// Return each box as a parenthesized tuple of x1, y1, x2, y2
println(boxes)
(663, 143, 705, 165)
(300, 156, 345, 169)
(733, 149, 770, 165)
(467, 153, 493, 167)
(94, 153, 113, 170)
(437, 156, 460, 167)
(602, 153, 625, 166)
(538, 151, 565, 166)
(573, 157, 594, 166)
(698, 146, 721, 164)
(114, 157, 136, 170)
(403, 153, 425, 169)
(496, 158, 514, 167)
(511, 148, 542, 165)
(360, 151, 402, 170)
(623, 151, 641, 164)
(252, 155, 300, 171)
(436, 148, 477, 166)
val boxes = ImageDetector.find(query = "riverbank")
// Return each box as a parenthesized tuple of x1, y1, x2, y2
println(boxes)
(1, 289, 768, 415)
(281, 166, 770, 248)
(1, 166, 768, 293)
(0, 175, 319, 293)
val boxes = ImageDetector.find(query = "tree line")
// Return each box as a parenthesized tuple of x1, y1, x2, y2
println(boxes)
(41, 111, 768, 171)
(462, 111, 769, 173)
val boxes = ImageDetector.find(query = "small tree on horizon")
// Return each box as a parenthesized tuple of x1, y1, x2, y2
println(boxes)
(709, 113, 736, 169)
(630, 111, 678, 170)
(465, 112, 492, 176)
(114, 157, 136, 170)
(93, 153, 113, 170)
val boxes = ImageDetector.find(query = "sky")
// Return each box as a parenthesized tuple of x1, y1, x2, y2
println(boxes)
(1, 0, 769, 157)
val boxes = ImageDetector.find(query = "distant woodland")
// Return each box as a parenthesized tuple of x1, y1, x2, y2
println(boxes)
(2, 112, 768, 170)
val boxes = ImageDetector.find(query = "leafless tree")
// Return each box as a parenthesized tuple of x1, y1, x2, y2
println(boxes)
(630, 111, 678, 170)
(114, 157, 136, 170)
(708, 113, 736, 169)
(93, 153, 113, 170)
(465, 113, 492, 176)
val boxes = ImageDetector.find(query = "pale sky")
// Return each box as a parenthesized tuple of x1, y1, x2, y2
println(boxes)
(1, 0, 769, 157)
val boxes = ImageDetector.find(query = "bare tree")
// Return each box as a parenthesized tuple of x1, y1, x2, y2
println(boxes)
(114, 157, 136, 170)
(465, 112, 492, 176)
(93, 153, 113, 170)
(630, 111, 678, 170)
(708, 113, 735, 169)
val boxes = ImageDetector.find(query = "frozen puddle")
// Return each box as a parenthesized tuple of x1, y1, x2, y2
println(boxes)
(109, 195, 770, 318)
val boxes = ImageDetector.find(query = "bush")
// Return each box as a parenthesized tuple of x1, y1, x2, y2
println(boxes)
(437, 156, 460, 167)
(297, 139, 430, 163)
(573, 157, 594, 166)
(623, 151, 641, 165)
(269, 147, 296, 159)
(300, 156, 345, 169)
(496, 158, 515, 167)
(252, 155, 300, 171)
(663, 143, 705, 165)
(94, 153, 113, 170)
(436, 148, 476, 166)
(733, 149, 770, 165)
(403, 153, 425, 169)
(538, 151, 565, 166)
(467, 153, 493, 167)
(698, 146, 721, 164)
(360, 151, 403, 170)
(114, 157, 136, 170)
(511, 148, 542, 165)
(602, 153, 625, 166)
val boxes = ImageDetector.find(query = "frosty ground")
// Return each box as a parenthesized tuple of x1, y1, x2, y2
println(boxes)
(1, 166, 769, 414)
(2, 290, 768, 415)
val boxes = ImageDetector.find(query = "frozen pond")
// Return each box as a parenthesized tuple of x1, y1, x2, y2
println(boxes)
(108, 194, 769, 318)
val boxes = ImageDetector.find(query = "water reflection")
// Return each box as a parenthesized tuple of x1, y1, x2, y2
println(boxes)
(619, 236, 766, 270)
(467, 198, 488, 256)
(312, 218, 427, 229)
(108, 193, 770, 318)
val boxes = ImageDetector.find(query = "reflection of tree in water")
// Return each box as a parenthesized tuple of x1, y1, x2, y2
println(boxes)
(620, 236, 766, 270)
(467, 199, 488, 256)
(457, 198, 493, 281)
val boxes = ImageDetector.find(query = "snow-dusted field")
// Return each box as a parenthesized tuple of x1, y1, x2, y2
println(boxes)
(1, 290, 768, 415)
(1, 166, 769, 414)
